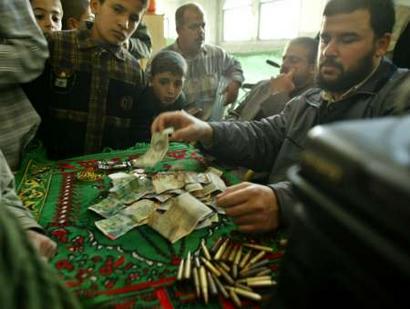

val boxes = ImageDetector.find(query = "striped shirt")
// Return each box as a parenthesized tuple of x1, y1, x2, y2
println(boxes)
(163, 42, 244, 121)
(25, 22, 146, 159)
(0, 0, 48, 171)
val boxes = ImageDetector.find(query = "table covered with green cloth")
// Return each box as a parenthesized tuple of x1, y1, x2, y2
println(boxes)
(16, 142, 284, 308)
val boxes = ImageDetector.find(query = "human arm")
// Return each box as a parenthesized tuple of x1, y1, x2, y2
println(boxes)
(219, 49, 245, 104)
(0, 152, 56, 260)
(127, 21, 152, 59)
(0, 0, 48, 84)
(222, 80, 241, 105)
(151, 110, 214, 146)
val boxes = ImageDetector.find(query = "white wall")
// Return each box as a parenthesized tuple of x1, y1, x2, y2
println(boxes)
(396, 0, 410, 6)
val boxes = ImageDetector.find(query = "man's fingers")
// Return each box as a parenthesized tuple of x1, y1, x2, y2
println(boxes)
(224, 201, 256, 218)
(216, 183, 252, 208)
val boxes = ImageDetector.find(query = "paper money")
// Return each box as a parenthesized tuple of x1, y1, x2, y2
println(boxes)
(148, 192, 213, 243)
(131, 127, 174, 168)
(89, 198, 127, 218)
(152, 172, 185, 194)
(95, 199, 157, 239)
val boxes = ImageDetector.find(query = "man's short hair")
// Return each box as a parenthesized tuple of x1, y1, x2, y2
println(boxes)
(289, 37, 318, 65)
(61, 0, 90, 29)
(323, 0, 395, 38)
(175, 3, 204, 28)
(150, 50, 188, 77)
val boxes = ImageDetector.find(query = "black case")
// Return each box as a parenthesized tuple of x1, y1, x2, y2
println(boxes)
(274, 117, 410, 309)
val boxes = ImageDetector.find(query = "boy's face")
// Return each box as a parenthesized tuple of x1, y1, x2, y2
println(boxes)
(150, 72, 184, 106)
(90, 0, 145, 46)
(31, 0, 63, 33)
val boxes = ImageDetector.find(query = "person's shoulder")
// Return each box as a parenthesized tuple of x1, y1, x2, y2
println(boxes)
(203, 44, 228, 55)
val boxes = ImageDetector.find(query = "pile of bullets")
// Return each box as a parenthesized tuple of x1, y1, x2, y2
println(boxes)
(176, 237, 278, 307)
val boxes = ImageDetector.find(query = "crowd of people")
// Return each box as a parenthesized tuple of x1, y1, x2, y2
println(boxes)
(0, 0, 409, 307)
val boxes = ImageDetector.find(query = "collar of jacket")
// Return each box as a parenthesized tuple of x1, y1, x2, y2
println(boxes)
(76, 21, 127, 61)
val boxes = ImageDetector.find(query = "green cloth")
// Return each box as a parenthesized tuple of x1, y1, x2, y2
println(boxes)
(15, 142, 283, 308)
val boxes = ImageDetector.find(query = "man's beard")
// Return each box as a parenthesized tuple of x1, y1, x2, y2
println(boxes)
(316, 48, 375, 93)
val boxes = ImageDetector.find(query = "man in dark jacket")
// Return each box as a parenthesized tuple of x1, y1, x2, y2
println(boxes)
(152, 0, 410, 233)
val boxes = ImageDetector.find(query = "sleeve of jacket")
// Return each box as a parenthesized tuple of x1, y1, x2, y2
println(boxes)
(0, 152, 42, 230)
(207, 108, 289, 172)
(0, 0, 48, 85)
(128, 21, 152, 60)
(268, 181, 297, 227)
(220, 48, 245, 84)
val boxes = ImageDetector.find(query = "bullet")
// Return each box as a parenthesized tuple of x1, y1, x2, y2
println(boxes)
(199, 265, 208, 304)
(184, 251, 192, 280)
(228, 244, 238, 262)
(247, 279, 277, 287)
(218, 261, 231, 272)
(193, 267, 200, 298)
(214, 238, 229, 260)
(237, 276, 272, 284)
(243, 243, 273, 252)
(213, 274, 229, 298)
(201, 239, 212, 260)
(256, 269, 272, 276)
(247, 259, 270, 270)
(232, 264, 238, 279)
(240, 266, 271, 278)
(234, 245, 243, 265)
(239, 250, 252, 269)
(233, 287, 262, 301)
(177, 258, 184, 281)
(215, 264, 235, 285)
(235, 282, 253, 292)
(210, 237, 224, 254)
(200, 257, 221, 277)
(194, 254, 201, 268)
(229, 288, 242, 307)
(207, 271, 218, 296)
(248, 251, 265, 266)
(221, 244, 232, 261)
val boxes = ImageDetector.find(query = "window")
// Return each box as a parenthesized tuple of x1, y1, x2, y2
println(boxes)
(222, 0, 253, 41)
(259, 0, 301, 40)
(222, 0, 302, 42)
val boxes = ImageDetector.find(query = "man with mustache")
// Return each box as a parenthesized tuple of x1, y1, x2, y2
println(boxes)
(151, 0, 410, 233)
(157, 3, 244, 121)
(228, 37, 318, 121)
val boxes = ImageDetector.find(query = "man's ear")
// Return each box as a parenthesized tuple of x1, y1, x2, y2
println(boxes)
(67, 17, 80, 30)
(375, 33, 392, 57)
(90, 0, 100, 14)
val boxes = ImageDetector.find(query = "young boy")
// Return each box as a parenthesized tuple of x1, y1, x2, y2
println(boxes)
(25, 0, 148, 159)
(136, 50, 188, 141)
(30, 0, 63, 33)
(60, 0, 151, 60)
(60, 0, 93, 30)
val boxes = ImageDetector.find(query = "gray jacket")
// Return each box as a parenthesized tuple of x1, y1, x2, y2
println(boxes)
(207, 59, 410, 226)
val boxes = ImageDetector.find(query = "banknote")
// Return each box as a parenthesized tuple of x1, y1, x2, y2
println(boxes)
(131, 127, 174, 168)
(95, 199, 157, 239)
(148, 192, 212, 243)
(89, 198, 127, 218)
(152, 172, 185, 194)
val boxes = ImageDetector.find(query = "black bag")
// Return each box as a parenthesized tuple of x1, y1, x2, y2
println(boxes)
(275, 116, 410, 309)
